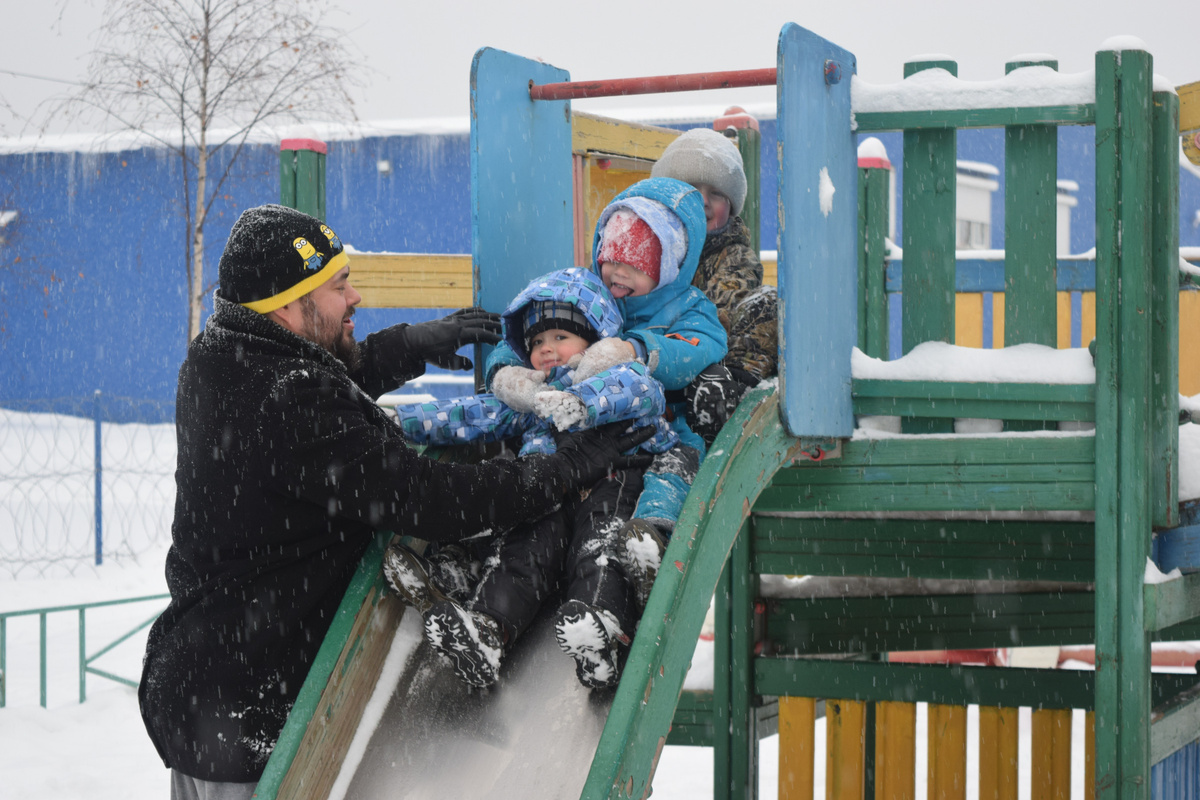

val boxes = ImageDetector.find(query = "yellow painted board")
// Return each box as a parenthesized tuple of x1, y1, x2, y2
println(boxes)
(1179, 82, 1200, 165)
(1085, 711, 1096, 800)
(955, 293, 983, 348)
(1031, 708, 1072, 800)
(349, 253, 472, 309)
(927, 704, 967, 800)
(826, 699, 866, 800)
(763, 255, 777, 287)
(1057, 292, 1073, 349)
(992, 292, 1006, 348)
(1180, 81, 1200, 132)
(581, 160, 654, 264)
(779, 696, 816, 800)
(1181, 291, 1200, 396)
(1080, 292, 1096, 348)
(978, 706, 1019, 800)
(571, 111, 679, 161)
(875, 701, 916, 800)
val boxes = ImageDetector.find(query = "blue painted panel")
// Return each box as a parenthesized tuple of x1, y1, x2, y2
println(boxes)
(1151, 738, 1200, 799)
(776, 24, 858, 439)
(1155, 523, 1200, 574)
(469, 48, 573, 315)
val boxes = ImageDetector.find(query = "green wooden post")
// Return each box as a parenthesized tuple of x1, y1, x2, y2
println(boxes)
(737, 128, 761, 256)
(1092, 46, 1154, 800)
(279, 137, 327, 221)
(1003, 58, 1060, 432)
(901, 58, 957, 433)
(712, 518, 756, 800)
(1151, 89, 1181, 529)
(713, 556, 733, 799)
(858, 157, 891, 359)
(1003, 58, 1060, 348)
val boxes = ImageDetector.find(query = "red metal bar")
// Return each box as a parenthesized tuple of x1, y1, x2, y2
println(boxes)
(529, 68, 777, 101)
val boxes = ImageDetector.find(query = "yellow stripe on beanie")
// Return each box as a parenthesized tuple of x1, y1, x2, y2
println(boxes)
(241, 250, 349, 314)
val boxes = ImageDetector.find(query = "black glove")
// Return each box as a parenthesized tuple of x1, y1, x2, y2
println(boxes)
(399, 308, 503, 371)
(685, 363, 753, 447)
(552, 421, 656, 489)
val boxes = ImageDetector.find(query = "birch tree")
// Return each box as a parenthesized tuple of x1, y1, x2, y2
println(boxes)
(67, 0, 360, 341)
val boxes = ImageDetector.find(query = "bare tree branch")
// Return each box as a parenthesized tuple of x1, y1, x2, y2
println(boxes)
(55, 0, 362, 343)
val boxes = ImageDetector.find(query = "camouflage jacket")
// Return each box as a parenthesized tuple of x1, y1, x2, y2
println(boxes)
(691, 216, 779, 380)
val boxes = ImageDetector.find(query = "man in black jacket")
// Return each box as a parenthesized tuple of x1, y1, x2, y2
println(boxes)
(139, 205, 651, 799)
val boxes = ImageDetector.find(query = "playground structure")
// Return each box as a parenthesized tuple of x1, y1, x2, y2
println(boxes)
(256, 24, 1200, 800)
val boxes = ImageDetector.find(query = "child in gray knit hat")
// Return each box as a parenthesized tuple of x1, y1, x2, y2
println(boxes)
(649, 127, 779, 440)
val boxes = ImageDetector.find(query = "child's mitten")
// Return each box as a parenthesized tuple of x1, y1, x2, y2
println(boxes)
(533, 390, 589, 431)
(572, 337, 637, 381)
(491, 366, 548, 413)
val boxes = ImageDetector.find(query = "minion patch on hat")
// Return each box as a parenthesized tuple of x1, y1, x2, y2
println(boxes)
(320, 224, 342, 251)
(293, 237, 324, 272)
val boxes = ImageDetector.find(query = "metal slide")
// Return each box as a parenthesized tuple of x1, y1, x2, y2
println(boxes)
(340, 608, 614, 799)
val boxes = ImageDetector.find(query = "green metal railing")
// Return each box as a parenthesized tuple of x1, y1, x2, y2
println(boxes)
(0, 594, 168, 707)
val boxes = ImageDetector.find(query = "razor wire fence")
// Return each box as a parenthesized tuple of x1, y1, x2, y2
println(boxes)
(0, 393, 176, 579)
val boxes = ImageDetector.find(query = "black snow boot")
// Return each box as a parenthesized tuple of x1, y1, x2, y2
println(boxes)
(617, 518, 668, 608)
(425, 599, 505, 688)
(553, 599, 631, 690)
(383, 542, 478, 613)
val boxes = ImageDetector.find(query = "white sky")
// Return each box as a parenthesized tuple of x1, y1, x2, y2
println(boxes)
(2, 0, 1196, 137)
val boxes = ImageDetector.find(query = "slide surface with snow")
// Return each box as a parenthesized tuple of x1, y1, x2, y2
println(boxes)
(341, 608, 614, 799)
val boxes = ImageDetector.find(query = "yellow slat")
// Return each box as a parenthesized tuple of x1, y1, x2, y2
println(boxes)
(1085, 711, 1096, 800)
(978, 706, 1019, 800)
(826, 699, 866, 800)
(1179, 81, 1200, 133)
(1080, 291, 1097, 348)
(1181, 291, 1200, 396)
(349, 253, 472, 309)
(779, 696, 816, 800)
(571, 111, 680, 160)
(875, 701, 916, 800)
(1056, 291, 1073, 349)
(1031, 708, 1072, 800)
(956, 293, 984, 348)
(927, 704, 967, 800)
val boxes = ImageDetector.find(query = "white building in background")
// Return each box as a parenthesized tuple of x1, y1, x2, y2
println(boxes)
(955, 160, 999, 251)
(953, 161, 1078, 255)
(1056, 180, 1079, 254)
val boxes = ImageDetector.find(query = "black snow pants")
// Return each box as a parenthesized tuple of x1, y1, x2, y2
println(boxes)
(470, 468, 644, 645)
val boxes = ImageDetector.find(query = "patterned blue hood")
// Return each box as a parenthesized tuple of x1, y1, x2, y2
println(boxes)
(501, 267, 623, 364)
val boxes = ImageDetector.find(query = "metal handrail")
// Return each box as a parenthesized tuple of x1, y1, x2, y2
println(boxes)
(0, 593, 169, 707)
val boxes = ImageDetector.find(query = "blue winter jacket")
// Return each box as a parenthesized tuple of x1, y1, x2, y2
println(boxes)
(397, 268, 678, 455)
(486, 178, 727, 394)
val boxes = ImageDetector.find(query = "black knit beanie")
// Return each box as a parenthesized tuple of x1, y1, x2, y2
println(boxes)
(522, 300, 599, 354)
(217, 204, 349, 313)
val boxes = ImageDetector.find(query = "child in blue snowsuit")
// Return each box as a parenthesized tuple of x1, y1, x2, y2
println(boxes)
(386, 267, 679, 689)
(486, 177, 727, 609)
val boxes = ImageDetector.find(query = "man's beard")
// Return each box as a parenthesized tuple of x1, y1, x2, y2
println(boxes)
(300, 295, 362, 372)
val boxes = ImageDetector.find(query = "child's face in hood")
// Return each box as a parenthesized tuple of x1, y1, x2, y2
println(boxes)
(528, 328, 591, 374)
(601, 261, 658, 299)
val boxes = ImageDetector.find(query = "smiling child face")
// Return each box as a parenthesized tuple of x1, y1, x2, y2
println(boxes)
(527, 328, 592, 374)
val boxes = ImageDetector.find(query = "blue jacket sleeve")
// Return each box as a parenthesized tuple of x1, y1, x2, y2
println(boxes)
(624, 289, 729, 391)
(567, 362, 680, 453)
(395, 393, 535, 446)
(483, 341, 525, 390)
